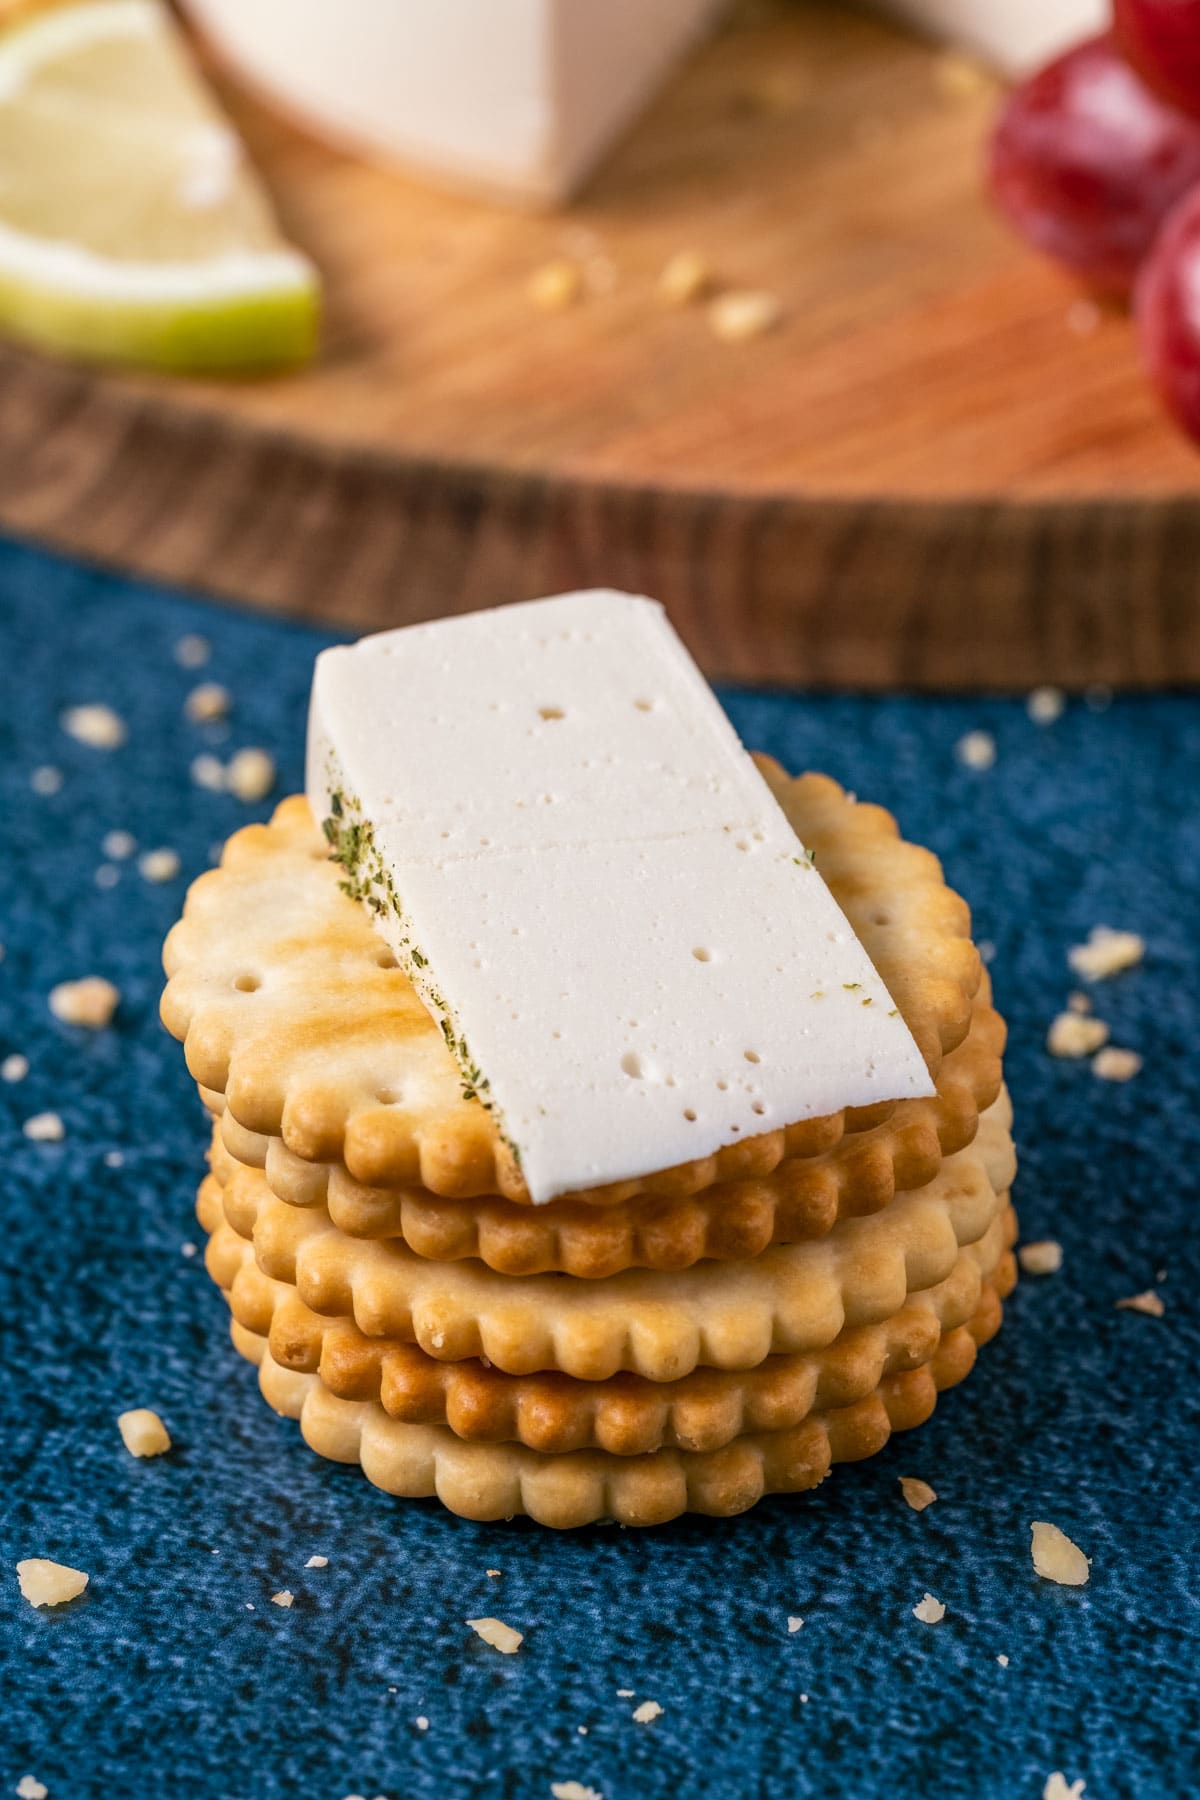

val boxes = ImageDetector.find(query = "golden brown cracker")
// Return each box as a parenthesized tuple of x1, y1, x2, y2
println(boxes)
(206, 1196, 1014, 1455)
(162, 773, 981, 1203)
(208, 993, 1004, 1275)
(204, 1097, 1013, 1381)
(233, 1284, 1007, 1528)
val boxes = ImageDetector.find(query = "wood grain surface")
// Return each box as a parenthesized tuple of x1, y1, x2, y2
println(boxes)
(1, 0, 1198, 687)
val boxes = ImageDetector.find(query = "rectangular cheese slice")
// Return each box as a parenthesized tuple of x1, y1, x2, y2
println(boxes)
(307, 592, 934, 1203)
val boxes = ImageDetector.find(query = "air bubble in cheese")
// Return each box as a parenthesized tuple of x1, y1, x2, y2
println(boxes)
(307, 591, 933, 1203)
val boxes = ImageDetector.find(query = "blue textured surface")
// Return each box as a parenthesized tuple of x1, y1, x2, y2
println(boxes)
(1, 537, 1197, 1800)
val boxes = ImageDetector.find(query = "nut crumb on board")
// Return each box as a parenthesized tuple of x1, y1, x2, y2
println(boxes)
(632, 1701, 664, 1724)
(551, 1784, 602, 1800)
(708, 290, 782, 341)
(2, 1053, 29, 1081)
(16, 1778, 48, 1800)
(528, 260, 582, 311)
(1030, 1521, 1090, 1586)
(271, 1591, 294, 1609)
(659, 249, 712, 306)
(899, 1477, 937, 1511)
(912, 1593, 945, 1624)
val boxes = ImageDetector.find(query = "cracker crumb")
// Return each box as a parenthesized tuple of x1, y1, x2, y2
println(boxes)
(185, 682, 232, 723)
(102, 830, 136, 860)
(528, 260, 581, 311)
(23, 1112, 64, 1142)
(95, 865, 120, 890)
(1067, 991, 1092, 1014)
(1018, 1240, 1063, 1276)
(104, 1150, 124, 1168)
(577, 1725, 588, 1735)
(1117, 1289, 1164, 1318)
(31, 765, 63, 796)
(1044, 1777, 1086, 1800)
(1068, 926, 1145, 981)
(271, 1590, 294, 1608)
(1067, 299, 1101, 336)
(1027, 686, 1065, 725)
(486, 1568, 501, 1578)
(659, 249, 712, 306)
(933, 49, 992, 97)
(912, 1592, 945, 1624)
(305, 1555, 328, 1569)
(415, 1716, 429, 1732)
(551, 1783, 602, 1800)
(955, 729, 996, 771)
(175, 633, 211, 668)
(632, 1701, 664, 1724)
(616, 1689, 635, 1698)
(1030, 1520, 1090, 1586)
(17, 1558, 89, 1607)
(1093, 1047, 1142, 1083)
(16, 1778, 48, 1800)
(181, 1242, 197, 1258)
(139, 848, 181, 883)
(1046, 1013, 1109, 1058)
(787, 1615, 803, 1633)
(899, 1476, 937, 1511)
(49, 977, 120, 1029)
(2, 1053, 29, 1082)
(117, 1408, 171, 1458)
(466, 1616, 523, 1654)
(61, 703, 126, 749)
(709, 290, 782, 341)
(997, 1654, 1009, 1668)
(191, 753, 227, 792)
(227, 747, 276, 803)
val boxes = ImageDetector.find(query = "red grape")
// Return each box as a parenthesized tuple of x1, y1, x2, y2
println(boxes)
(1114, 0, 1200, 120)
(988, 34, 1200, 295)
(1135, 184, 1200, 438)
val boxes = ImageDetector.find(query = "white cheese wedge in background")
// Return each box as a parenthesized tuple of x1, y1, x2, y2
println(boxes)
(871, 0, 1106, 74)
(307, 592, 933, 1203)
(182, 0, 724, 206)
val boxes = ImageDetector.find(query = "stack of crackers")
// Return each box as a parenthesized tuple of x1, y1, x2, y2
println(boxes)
(162, 761, 1015, 1528)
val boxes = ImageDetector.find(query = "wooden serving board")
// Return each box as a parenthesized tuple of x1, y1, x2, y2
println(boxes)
(2, 0, 1199, 688)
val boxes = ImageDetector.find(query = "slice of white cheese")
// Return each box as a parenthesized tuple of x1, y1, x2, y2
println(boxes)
(307, 592, 934, 1203)
(183, 0, 724, 206)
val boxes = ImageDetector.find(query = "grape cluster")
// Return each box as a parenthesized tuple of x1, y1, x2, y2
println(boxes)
(990, 2, 1200, 441)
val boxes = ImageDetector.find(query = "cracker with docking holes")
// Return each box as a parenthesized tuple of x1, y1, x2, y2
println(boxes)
(226, 1284, 1007, 1528)
(202, 990, 1004, 1276)
(202, 1185, 1015, 1454)
(199, 1096, 1013, 1381)
(161, 770, 981, 1203)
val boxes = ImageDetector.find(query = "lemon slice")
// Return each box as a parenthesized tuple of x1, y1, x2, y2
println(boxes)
(0, 0, 319, 370)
